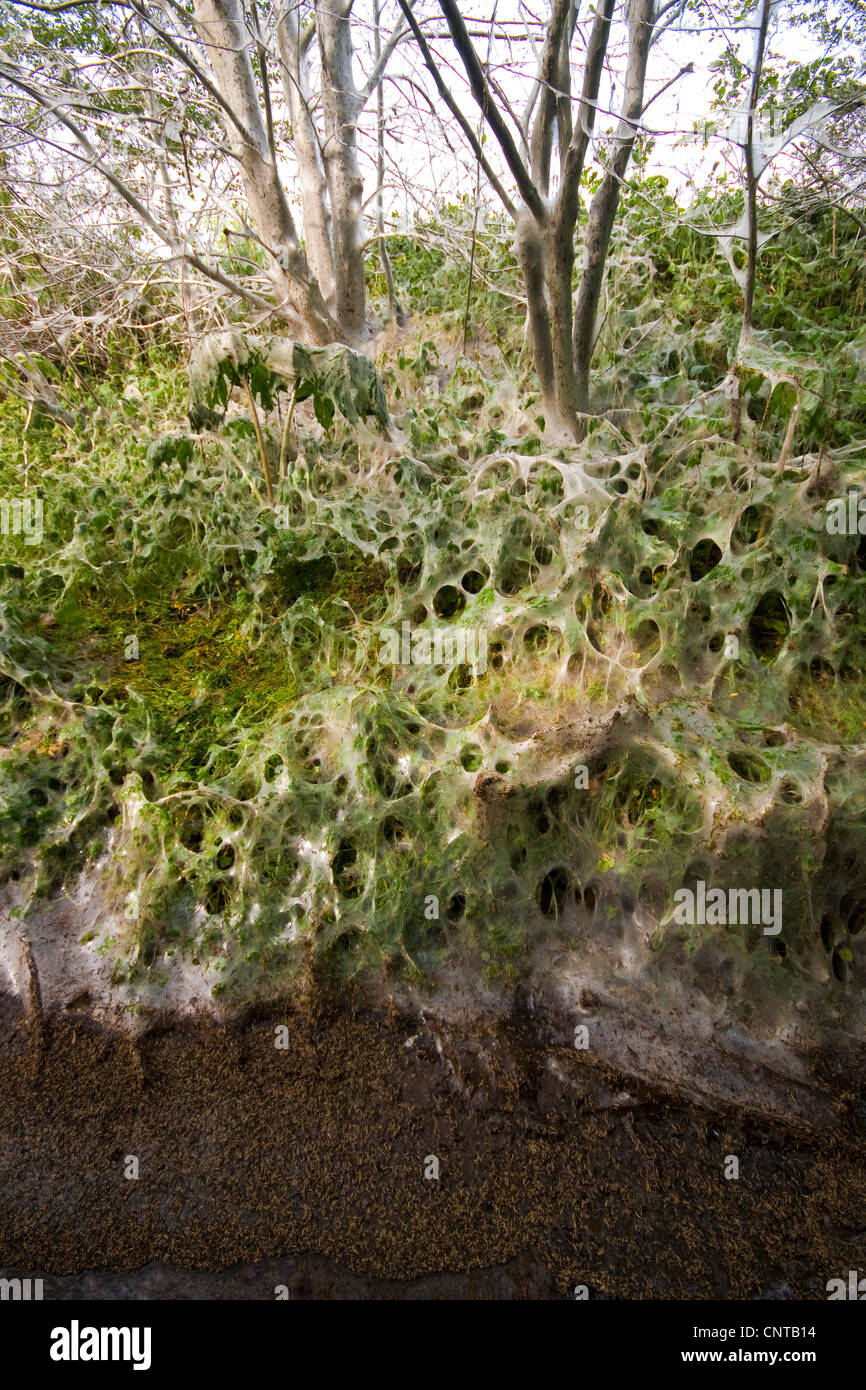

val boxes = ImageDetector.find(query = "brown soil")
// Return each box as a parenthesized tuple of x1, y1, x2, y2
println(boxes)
(1, 989, 865, 1299)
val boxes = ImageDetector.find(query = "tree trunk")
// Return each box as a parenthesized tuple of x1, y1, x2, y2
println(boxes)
(192, 0, 338, 343)
(373, 0, 399, 323)
(431, 0, 652, 441)
(515, 210, 555, 414)
(573, 0, 654, 419)
(517, 214, 581, 439)
(276, 3, 336, 305)
(528, 0, 572, 196)
(316, 0, 367, 341)
(546, 220, 581, 436)
(528, 0, 612, 436)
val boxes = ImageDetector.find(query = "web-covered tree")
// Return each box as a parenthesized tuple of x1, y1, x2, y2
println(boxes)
(399, 0, 682, 438)
(0, 0, 408, 344)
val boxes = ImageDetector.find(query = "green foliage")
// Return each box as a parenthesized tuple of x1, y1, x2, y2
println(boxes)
(190, 334, 390, 439)
(291, 342, 390, 430)
(379, 200, 522, 351)
(3, 148, 866, 1009)
(146, 433, 196, 470)
(203, 343, 288, 414)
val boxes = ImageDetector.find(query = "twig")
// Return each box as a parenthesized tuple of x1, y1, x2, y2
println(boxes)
(279, 383, 298, 480)
(775, 396, 801, 475)
(243, 381, 274, 508)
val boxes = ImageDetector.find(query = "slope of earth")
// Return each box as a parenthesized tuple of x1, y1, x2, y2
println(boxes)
(1, 994, 865, 1299)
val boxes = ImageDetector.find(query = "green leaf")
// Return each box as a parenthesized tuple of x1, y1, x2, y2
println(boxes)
(313, 390, 335, 430)
(146, 432, 195, 469)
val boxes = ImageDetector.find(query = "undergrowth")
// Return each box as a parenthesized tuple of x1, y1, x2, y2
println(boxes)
(2, 182, 866, 1006)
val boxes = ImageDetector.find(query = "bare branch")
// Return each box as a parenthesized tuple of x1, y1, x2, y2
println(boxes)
(393, 0, 517, 219)
(435, 0, 544, 221)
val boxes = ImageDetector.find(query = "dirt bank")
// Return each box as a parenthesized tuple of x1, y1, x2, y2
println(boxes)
(1, 986, 865, 1300)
